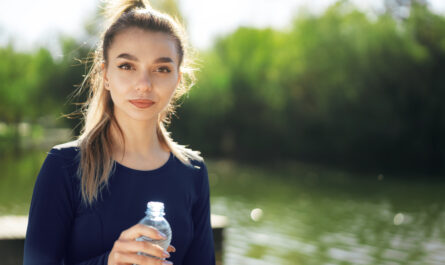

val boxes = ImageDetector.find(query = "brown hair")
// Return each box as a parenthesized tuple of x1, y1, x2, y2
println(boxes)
(75, 0, 202, 206)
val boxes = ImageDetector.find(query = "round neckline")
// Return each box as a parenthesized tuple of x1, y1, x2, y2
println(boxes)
(113, 152, 174, 174)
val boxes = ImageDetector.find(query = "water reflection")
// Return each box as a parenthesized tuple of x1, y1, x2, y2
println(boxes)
(207, 161, 445, 265)
(0, 150, 46, 215)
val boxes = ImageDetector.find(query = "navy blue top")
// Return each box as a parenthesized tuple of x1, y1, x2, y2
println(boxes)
(23, 141, 215, 265)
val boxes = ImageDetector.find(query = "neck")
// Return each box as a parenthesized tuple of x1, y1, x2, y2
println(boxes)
(110, 111, 167, 160)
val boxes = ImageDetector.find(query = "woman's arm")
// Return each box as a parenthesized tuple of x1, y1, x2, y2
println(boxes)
(182, 163, 216, 265)
(23, 150, 77, 265)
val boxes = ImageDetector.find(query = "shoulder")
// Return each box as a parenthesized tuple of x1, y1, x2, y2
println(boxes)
(32, 141, 80, 216)
(36, 140, 82, 192)
(34, 141, 81, 193)
(190, 159, 207, 173)
(169, 153, 209, 189)
(180, 156, 209, 189)
(49, 140, 81, 162)
(171, 152, 207, 173)
(185, 158, 211, 200)
(40, 139, 81, 171)
(38, 140, 81, 177)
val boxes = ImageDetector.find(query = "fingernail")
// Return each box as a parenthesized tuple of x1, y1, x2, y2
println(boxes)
(158, 232, 167, 239)
(163, 250, 170, 258)
(162, 261, 173, 265)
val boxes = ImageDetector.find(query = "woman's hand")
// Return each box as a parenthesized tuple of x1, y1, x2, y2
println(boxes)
(108, 224, 175, 265)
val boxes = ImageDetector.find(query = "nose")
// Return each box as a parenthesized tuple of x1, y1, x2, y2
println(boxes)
(136, 72, 153, 92)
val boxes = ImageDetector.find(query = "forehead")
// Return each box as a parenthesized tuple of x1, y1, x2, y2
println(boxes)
(108, 27, 179, 63)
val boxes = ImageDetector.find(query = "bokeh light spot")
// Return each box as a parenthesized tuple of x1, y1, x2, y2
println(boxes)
(394, 213, 404, 225)
(250, 208, 263, 222)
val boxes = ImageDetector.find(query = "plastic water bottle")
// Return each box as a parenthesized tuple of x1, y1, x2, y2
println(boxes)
(135, 201, 172, 260)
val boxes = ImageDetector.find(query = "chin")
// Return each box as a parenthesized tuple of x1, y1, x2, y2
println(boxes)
(128, 112, 158, 122)
(115, 106, 158, 123)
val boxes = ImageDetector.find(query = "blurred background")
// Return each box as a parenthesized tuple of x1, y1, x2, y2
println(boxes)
(1, 0, 445, 264)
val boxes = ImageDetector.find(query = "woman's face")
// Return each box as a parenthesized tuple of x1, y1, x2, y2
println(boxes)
(104, 27, 181, 123)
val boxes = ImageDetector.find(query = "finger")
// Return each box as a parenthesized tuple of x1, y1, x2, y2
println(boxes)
(120, 224, 167, 241)
(167, 245, 176, 253)
(111, 251, 173, 265)
(114, 239, 170, 259)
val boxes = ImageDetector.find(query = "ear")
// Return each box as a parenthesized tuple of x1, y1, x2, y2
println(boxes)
(176, 71, 182, 87)
(101, 63, 109, 90)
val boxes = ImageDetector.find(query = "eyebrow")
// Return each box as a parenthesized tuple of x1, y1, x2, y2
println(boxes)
(154, 57, 174, 63)
(116, 53, 174, 64)
(116, 53, 138, 61)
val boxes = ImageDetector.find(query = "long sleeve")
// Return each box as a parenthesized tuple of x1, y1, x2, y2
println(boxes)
(23, 150, 77, 265)
(182, 163, 216, 265)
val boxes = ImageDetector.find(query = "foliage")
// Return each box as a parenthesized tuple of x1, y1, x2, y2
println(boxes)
(172, 2, 445, 175)
(0, 36, 90, 152)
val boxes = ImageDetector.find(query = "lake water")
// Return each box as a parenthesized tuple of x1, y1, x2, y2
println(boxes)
(207, 160, 445, 265)
(1, 151, 444, 265)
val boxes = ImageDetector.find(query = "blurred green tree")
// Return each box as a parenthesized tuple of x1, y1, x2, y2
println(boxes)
(0, 45, 57, 152)
(172, 1, 445, 175)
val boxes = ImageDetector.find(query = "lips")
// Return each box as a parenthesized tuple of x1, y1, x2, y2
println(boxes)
(129, 99, 155, 109)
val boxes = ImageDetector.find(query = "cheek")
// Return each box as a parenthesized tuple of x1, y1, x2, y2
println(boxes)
(108, 74, 132, 98)
(153, 75, 179, 97)
(108, 86, 123, 103)
(107, 89, 122, 112)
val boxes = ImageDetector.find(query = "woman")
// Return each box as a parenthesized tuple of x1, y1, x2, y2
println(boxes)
(23, 0, 215, 264)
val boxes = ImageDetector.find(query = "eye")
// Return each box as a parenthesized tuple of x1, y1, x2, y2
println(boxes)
(156, 66, 171, 73)
(118, 63, 134, 70)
